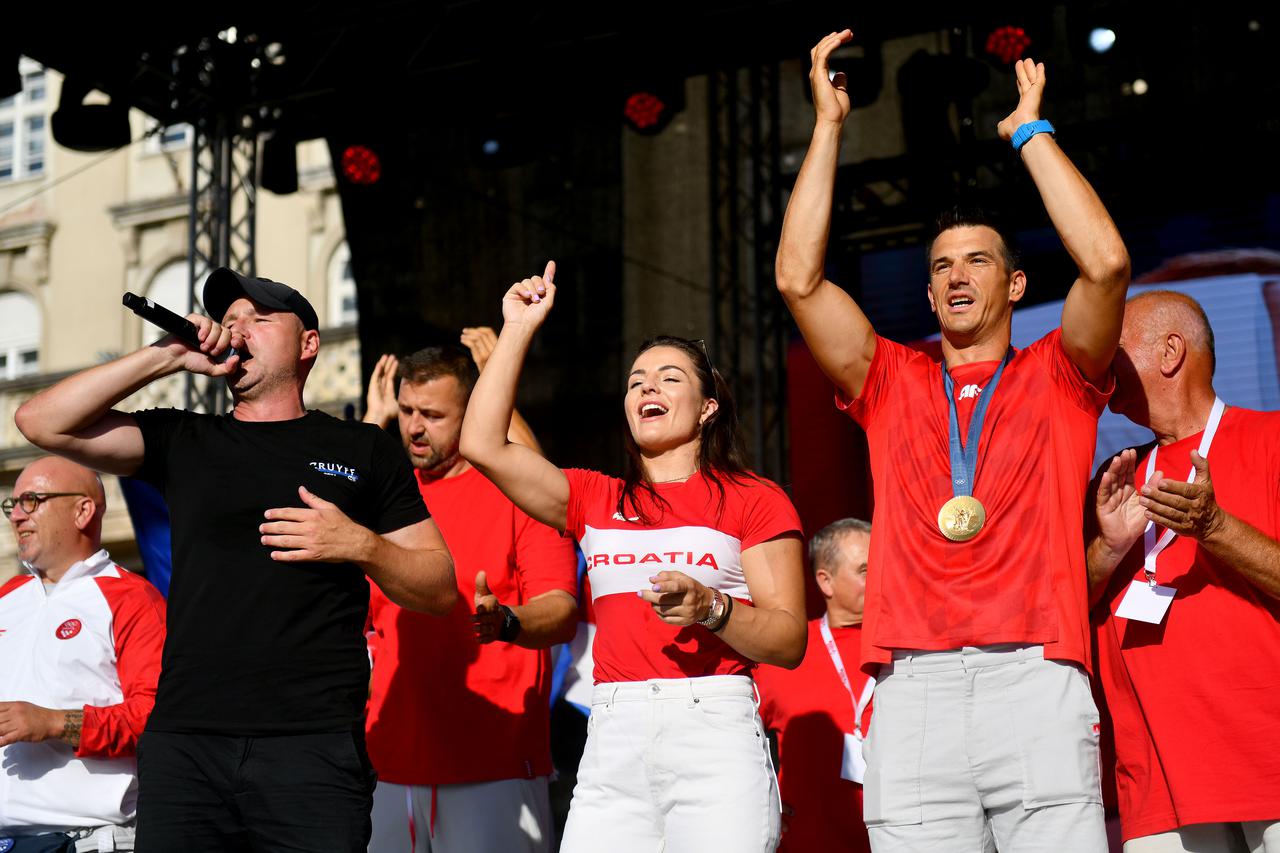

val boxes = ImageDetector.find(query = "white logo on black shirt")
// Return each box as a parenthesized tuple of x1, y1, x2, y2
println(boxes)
(309, 461, 360, 482)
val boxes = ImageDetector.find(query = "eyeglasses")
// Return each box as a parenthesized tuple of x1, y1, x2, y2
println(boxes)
(2, 492, 88, 518)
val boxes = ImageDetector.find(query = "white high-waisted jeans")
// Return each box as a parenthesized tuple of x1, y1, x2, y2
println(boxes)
(559, 674, 781, 853)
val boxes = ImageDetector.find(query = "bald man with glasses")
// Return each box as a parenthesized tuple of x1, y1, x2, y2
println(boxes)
(0, 456, 166, 852)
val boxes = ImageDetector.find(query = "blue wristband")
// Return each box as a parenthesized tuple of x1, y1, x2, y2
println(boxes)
(1011, 119, 1055, 153)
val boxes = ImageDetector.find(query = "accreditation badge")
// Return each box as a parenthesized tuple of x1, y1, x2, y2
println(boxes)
(841, 731, 867, 784)
(1116, 579, 1176, 624)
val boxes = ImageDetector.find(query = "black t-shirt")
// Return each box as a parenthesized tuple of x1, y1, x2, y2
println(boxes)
(131, 408, 429, 735)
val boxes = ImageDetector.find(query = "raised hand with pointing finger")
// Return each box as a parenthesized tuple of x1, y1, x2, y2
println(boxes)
(502, 261, 557, 330)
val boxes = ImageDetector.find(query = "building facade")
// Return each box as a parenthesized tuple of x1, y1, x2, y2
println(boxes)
(0, 61, 363, 580)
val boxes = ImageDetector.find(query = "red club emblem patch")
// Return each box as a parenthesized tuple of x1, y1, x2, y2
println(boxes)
(55, 619, 82, 640)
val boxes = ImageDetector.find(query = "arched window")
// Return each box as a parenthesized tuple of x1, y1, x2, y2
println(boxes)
(142, 261, 203, 345)
(0, 290, 41, 379)
(327, 241, 358, 328)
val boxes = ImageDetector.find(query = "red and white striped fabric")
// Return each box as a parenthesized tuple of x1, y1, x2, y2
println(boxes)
(563, 469, 802, 684)
(0, 549, 166, 830)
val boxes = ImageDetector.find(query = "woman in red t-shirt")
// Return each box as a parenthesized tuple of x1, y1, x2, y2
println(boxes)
(460, 262, 806, 853)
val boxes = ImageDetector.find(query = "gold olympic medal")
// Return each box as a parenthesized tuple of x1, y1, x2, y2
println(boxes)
(938, 495, 986, 542)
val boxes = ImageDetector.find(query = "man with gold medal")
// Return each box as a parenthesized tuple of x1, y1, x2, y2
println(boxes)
(777, 28, 1131, 853)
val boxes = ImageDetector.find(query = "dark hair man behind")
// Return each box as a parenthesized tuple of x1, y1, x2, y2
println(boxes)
(776, 30, 1130, 851)
(15, 268, 456, 852)
(361, 329, 577, 853)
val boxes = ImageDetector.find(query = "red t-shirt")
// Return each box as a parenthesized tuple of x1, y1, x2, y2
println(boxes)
(1093, 407, 1280, 841)
(756, 617, 873, 853)
(365, 466, 578, 785)
(841, 329, 1112, 671)
(565, 468, 803, 683)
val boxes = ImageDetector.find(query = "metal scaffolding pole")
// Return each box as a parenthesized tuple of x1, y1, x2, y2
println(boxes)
(707, 61, 788, 483)
(183, 40, 259, 414)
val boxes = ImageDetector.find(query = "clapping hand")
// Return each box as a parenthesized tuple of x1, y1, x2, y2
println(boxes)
(809, 30, 854, 126)
(461, 327, 499, 373)
(1140, 451, 1226, 542)
(1095, 448, 1148, 558)
(997, 58, 1047, 143)
(363, 354, 400, 427)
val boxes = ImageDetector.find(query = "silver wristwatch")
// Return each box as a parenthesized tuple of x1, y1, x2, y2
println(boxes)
(698, 588, 727, 629)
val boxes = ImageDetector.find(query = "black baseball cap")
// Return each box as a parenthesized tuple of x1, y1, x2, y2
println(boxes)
(203, 267, 320, 332)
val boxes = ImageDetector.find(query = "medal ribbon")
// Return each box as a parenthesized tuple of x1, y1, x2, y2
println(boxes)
(819, 616, 874, 738)
(1141, 397, 1225, 586)
(942, 349, 1013, 499)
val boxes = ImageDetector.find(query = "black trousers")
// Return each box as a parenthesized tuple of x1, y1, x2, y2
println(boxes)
(135, 729, 376, 853)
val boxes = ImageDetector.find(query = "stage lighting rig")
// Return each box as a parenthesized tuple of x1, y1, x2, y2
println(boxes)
(984, 25, 1033, 64)
(622, 77, 686, 135)
(50, 78, 131, 152)
(341, 145, 382, 185)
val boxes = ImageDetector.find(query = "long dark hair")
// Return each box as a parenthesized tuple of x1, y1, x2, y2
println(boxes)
(618, 335, 755, 524)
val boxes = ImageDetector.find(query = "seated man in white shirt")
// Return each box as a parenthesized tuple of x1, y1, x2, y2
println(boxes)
(0, 457, 167, 852)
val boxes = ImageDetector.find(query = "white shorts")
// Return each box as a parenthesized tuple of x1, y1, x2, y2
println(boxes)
(864, 644, 1107, 853)
(368, 777, 552, 853)
(1125, 820, 1280, 853)
(559, 675, 781, 853)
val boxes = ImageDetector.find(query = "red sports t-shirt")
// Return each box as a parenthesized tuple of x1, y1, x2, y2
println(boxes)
(564, 468, 803, 683)
(365, 466, 578, 785)
(841, 329, 1112, 670)
(1093, 407, 1280, 841)
(756, 617, 873, 853)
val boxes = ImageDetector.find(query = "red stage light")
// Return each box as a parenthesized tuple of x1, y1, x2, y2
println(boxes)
(985, 25, 1033, 64)
(624, 92, 666, 131)
(341, 145, 381, 185)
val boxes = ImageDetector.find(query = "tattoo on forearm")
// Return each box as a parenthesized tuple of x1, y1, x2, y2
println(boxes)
(61, 710, 83, 749)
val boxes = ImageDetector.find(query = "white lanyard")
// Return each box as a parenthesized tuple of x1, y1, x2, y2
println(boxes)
(819, 615, 874, 738)
(1141, 397, 1225, 585)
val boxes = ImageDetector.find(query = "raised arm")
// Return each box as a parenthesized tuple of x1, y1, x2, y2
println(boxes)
(458, 263, 570, 532)
(775, 29, 877, 400)
(996, 59, 1130, 383)
(462, 326, 544, 453)
(15, 315, 242, 476)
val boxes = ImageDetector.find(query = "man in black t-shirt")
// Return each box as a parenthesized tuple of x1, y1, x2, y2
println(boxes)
(15, 267, 457, 852)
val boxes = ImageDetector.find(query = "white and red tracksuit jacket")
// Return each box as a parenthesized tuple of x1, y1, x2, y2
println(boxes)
(0, 550, 166, 831)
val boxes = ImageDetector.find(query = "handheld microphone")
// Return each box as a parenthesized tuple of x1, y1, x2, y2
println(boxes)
(123, 292, 249, 362)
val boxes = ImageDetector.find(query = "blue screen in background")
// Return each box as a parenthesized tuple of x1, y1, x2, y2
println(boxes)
(1008, 274, 1280, 468)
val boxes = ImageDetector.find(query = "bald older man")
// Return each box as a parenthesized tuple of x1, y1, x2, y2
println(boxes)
(0, 457, 166, 851)
(1087, 290, 1280, 853)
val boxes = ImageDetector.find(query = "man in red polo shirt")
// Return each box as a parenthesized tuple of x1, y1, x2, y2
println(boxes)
(756, 518, 874, 853)
(777, 31, 1130, 851)
(363, 335, 578, 853)
(1089, 290, 1280, 852)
